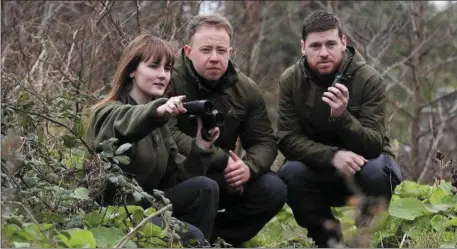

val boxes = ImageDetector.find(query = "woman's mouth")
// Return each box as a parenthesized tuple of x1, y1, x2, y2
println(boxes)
(153, 82, 165, 87)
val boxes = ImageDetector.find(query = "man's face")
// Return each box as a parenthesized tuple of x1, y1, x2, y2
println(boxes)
(184, 24, 232, 81)
(301, 28, 347, 75)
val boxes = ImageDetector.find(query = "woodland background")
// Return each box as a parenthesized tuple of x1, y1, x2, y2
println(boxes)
(1, 1, 457, 248)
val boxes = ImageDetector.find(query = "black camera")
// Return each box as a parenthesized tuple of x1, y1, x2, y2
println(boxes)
(182, 100, 224, 141)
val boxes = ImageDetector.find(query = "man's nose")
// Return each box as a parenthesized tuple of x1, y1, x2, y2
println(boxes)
(320, 47, 329, 57)
(209, 50, 219, 62)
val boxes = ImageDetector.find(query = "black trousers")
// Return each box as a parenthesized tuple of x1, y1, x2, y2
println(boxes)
(161, 176, 219, 247)
(207, 171, 287, 247)
(277, 153, 402, 248)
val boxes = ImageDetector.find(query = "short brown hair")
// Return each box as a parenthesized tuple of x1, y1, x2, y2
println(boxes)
(186, 14, 233, 43)
(302, 10, 343, 41)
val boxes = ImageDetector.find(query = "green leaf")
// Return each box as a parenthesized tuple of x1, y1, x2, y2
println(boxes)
(57, 228, 96, 248)
(401, 216, 432, 239)
(424, 203, 451, 213)
(75, 119, 85, 138)
(22, 176, 39, 188)
(83, 211, 105, 228)
(41, 212, 67, 223)
(12, 242, 31, 248)
(3, 224, 22, 239)
(145, 207, 157, 216)
(388, 197, 428, 220)
(73, 187, 90, 200)
(115, 143, 132, 155)
(439, 182, 454, 193)
(108, 176, 119, 185)
(89, 226, 125, 248)
(430, 214, 449, 231)
(441, 231, 457, 242)
(62, 134, 78, 148)
(113, 155, 130, 165)
(430, 188, 449, 205)
(139, 223, 165, 238)
(445, 217, 457, 228)
(103, 162, 111, 170)
(439, 195, 457, 205)
(394, 180, 433, 199)
(100, 141, 114, 157)
(132, 191, 143, 203)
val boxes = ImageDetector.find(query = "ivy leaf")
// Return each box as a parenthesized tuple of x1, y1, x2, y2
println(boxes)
(100, 141, 114, 157)
(115, 143, 132, 155)
(62, 134, 77, 149)
(73, 187, 90, 200)
(113, 156, 130, 165)
(132, 191, 143, 203)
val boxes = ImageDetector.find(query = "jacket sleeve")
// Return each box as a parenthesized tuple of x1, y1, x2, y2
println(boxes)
(239, 83, 278, 179)
(168, 115, 230, 172)
(277, 71, 339, 168)
(331, 75, 386, 159)
(88, 98, 169, 147)
(160, 127, 215, 188)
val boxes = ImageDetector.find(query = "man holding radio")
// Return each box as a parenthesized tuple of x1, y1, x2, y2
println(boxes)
(168, 14, 287, 247)
(276, 10, 402, 247)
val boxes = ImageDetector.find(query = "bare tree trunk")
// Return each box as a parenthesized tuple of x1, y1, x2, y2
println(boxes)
(408, 1, 425, 179)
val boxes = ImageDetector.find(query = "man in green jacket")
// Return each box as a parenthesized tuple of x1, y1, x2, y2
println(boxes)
(276, 10, 402, 247)
(168, 14, 287, 246)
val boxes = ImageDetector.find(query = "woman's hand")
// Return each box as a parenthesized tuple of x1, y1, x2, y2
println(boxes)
(195, 117, 220, 151)
(157, 95, 187, 117)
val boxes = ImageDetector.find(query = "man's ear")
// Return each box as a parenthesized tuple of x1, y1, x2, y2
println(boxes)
(229, 47, 233, 57)
(341, 35, 347, 51)
(301, 40, 306, 56)
(184, 44, 191, 57)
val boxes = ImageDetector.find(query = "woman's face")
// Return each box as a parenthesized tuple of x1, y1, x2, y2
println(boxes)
(129, 56, 171, 100)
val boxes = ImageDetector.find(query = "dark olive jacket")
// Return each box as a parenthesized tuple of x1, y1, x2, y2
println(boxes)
(168, 49, 277, 179)
(277, 46, 393, 169)
(86, 95, 214, 193)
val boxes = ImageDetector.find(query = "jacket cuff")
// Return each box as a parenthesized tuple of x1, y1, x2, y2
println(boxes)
(329, 109, 354, 130)
(189, 138, 215, 155)
(147, 98, 171, 126)
(208, 148, 230, 173)
(244, 160, 260, 180)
